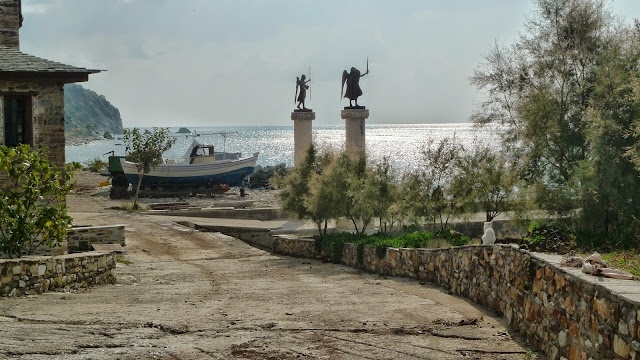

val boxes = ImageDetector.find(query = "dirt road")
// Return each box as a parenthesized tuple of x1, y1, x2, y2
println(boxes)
(0, 172, 538, 359)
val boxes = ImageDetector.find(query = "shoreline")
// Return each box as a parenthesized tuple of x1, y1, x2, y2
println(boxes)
(65, 135, 103, 147)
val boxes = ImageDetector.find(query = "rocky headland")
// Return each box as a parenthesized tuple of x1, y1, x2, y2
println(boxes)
(64, 84, 124, 145)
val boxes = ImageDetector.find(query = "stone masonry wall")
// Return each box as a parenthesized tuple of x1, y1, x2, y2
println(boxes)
(66, 225, 126, 252)
(1, 225, 126, 259)
(272, 238, 640, 360)
(0, 252, 116, 297)
(0, 80, 66, 169)
(272, 235, 318, 259)
(0, 0, 21, 50)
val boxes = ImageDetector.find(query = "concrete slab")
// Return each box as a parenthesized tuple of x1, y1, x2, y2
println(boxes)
(92, 244, 125, 253)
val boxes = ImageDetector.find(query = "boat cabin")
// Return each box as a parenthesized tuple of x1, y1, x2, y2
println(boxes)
(189, 144, 216, 164)
(184, 140, 242, 164)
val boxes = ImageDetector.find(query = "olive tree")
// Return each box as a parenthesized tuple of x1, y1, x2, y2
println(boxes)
(0, 145, 79, 258)
(123, 127, 176, 209)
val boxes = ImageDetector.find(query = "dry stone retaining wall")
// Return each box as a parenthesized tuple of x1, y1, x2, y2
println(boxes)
(272, 237, 640, 360)
(0, 252, 116, 297)
(66, 224, 125, 252)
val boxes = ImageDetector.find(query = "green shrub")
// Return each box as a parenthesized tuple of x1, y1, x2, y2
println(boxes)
(68, 161, 84, 170)
(521, 221, 576, 254)
(434, 227, 471, 247)
(574, 227, 637, 252)
(85, 157, 107, 172)
(0, 145, 79, 258)
(316, 229, 471, 261)
(250, 163, 287, 189)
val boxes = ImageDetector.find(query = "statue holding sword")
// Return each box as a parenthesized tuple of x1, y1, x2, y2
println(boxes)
(341, 58, 369, 108)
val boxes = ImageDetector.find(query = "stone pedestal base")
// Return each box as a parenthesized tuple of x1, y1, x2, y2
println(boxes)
(291, 111, 315, 166)
(341, 108, 369, 158)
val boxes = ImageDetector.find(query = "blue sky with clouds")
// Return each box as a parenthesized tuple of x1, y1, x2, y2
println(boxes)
(18, 0, 640, 127)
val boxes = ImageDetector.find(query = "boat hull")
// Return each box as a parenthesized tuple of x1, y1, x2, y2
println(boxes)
(120, 155, 257, 188)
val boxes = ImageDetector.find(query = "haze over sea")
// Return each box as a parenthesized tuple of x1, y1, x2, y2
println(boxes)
(66, 123, 497, 171)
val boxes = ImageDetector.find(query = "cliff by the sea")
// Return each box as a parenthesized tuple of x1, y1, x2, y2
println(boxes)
(64, 84, 124, 144)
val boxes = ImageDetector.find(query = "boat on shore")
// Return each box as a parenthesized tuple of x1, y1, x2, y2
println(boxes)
(114, 140, 258, 189)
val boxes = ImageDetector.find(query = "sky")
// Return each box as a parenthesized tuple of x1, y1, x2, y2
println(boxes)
(18, 0, 640, 128)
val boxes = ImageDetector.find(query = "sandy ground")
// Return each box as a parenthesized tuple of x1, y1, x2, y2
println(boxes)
(0, 171, 540, 359)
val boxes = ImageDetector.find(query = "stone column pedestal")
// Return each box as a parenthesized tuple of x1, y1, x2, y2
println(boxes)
(341, 108, 369, 158)
(291, 110, 315, 167)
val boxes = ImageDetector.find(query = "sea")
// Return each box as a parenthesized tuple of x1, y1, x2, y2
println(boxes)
(65, 123, 499, 171)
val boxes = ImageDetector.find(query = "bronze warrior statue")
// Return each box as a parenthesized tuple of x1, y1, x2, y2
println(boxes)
(341, 59, 369, 107)
(295, 74, 311, 110)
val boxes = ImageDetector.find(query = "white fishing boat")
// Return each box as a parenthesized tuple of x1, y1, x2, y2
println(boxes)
(119, 140, 258, 188)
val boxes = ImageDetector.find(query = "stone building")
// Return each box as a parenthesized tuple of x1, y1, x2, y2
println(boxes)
(0, 0, 100, 168)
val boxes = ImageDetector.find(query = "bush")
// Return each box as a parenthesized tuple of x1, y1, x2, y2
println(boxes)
(0, 145, 79, 258)
(85, 157, 107, 172)
(521, 219, 640, 253)
(573, 227, 638, 252)
(67, 161, 83, 169)
(316, 229, 471, 262)
(521, 221, 576, 254)
(249, 163, 286, 189)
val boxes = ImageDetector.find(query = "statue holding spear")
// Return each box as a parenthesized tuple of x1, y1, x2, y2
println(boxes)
(341, 58, 369, 108)
(295, 68, 311, 111)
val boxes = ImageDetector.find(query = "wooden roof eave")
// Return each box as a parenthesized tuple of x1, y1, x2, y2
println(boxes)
(0, 70, 102, 83)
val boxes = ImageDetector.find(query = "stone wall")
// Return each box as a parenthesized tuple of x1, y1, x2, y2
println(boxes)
(28, 240, 68, 257)
(1, 225, 126, 259)
(66, 224, 126, 252)
(155, 207, 283, 220)
(272, 238, 640, 360)
(0, 80, 66, 168)
(0, 0, 21, 50)
(0, 252, 116, 297)
(0, 237, 68, 260)
(272, 235, 318, 259)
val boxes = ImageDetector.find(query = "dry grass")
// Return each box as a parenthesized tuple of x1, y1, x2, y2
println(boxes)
(602, 251, 640, 277)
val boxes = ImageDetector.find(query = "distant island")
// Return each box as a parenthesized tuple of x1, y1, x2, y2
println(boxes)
(64, 84, 124, 144)
(177, 127, 191, 134)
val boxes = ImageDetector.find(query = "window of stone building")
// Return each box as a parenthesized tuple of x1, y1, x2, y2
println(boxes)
(3, 95, 32, 147)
